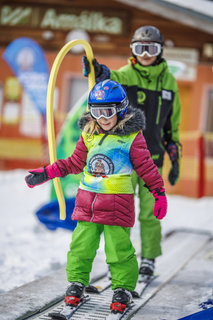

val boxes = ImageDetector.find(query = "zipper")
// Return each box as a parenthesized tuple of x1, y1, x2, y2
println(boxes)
(156, 95, 162, 125)
(90, 193, 97, 222)
(98, 133, 108, 145)
(155, 64, 166, 125)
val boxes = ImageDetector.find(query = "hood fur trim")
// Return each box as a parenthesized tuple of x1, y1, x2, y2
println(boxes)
(78, 107, 146, 136)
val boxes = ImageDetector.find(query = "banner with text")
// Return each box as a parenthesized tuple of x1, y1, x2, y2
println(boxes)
(3, 37, 49, 114)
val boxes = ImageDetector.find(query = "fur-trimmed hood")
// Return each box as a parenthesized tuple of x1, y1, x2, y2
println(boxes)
(78, 107, 146, 136)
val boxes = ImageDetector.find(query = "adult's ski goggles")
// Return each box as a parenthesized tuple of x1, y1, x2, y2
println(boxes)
(130, 42, 161, 57)
(89, 105, 118, 119)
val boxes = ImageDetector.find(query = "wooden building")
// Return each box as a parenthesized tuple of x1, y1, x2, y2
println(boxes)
(0, 0, 213, 197)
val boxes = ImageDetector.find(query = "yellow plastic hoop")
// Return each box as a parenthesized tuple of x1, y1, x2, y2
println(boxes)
(46, 40, 95, 220)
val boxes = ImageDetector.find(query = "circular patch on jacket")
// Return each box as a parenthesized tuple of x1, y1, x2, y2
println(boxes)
(137, 90, 146, 104)
(89, 154, 114, 175)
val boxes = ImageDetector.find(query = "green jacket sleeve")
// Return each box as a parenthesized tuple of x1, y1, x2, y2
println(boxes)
(110, 66, 132, 86)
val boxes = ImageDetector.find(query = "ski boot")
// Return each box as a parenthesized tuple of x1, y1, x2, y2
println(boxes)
(64, 282, 85, 306)
(138, 257, 155, 283)
(110, 288, 132, 314)
(139, 258, 155, 276)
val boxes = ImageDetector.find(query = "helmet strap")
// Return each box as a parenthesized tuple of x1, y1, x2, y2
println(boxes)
(119, 108, 127, 119)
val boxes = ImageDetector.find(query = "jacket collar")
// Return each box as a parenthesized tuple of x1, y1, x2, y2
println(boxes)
(78, 107, 146, 136)
(129, 57, 168, 80)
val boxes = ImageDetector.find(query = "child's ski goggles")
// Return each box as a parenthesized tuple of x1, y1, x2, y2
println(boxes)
(130, 42, 161, 57)
(89, 105, 118, 119)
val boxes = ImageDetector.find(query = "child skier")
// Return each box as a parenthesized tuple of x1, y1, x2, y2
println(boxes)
(25, 80, 167, 315)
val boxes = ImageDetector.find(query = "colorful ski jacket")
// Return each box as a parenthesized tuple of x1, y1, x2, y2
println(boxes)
(110, 58, 181, 167)
(54, 108, 164, 227)
(80, 130, 138, 194)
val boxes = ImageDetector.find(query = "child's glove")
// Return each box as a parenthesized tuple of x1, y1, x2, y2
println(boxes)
(151, 187, 167, 220)
(25, 164, 61, 188)
(82, 56, 110, 82)
(166, 142, 182, 186)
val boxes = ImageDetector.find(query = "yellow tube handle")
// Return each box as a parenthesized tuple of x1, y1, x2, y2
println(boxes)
(46, 40, 95, 220)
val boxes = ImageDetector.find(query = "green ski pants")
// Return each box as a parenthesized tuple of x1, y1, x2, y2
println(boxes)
(66, 221, 139, 291)
(132, 168, 162, 259)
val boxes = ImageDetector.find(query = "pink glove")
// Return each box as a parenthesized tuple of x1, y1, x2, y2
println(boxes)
(25, 164, 61, 188)
(151, 187, 167, 220)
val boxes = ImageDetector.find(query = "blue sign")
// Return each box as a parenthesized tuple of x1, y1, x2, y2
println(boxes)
(3, 37, 49, 114)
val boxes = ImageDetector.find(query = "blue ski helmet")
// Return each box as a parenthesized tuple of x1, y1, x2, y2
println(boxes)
(88, 80, 129, 119)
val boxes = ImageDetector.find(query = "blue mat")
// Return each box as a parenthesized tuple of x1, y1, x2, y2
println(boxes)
(35, 198, 77, 231)
(178, 307, 213, 319)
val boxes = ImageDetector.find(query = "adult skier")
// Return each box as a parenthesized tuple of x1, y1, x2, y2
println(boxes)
(83, 25, 181, 278)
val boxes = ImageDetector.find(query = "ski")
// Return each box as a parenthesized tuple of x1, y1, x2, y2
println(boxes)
(48, 295, 90, 320)
(106, 276, 157, 319)
(11, 231, 210, 320)
(132, 274, 157, 298)
(47, 276, 157, 320)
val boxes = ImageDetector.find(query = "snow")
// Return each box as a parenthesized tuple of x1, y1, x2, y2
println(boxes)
(0, 168, 213, 296)
(0, 169, 71, 293)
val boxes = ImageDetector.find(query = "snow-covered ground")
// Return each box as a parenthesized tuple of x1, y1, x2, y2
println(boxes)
(0, 169, 213, 294)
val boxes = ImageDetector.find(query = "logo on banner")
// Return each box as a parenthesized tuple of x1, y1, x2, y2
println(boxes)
(3, 37, 49, 114)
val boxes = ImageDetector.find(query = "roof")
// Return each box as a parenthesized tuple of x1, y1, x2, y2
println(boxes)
(115, 0, 213, 34)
